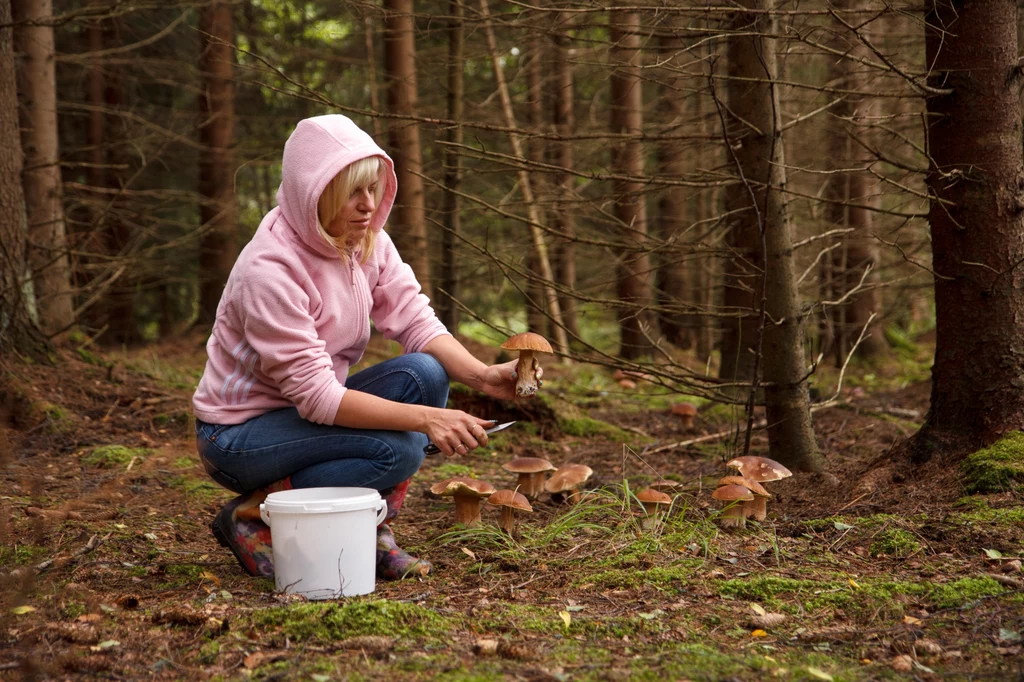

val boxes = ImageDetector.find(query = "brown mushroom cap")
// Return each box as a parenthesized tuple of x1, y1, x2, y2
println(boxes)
(545, 464, 594, 493)
(671, 402, 698, 417)
(500, 332, 553, 354)
(502, 457, 556, 475)
(712, 484, 755, 502)
(717, 475, 770, 497)
(725, 456, 793, 483)
(430, 476, 496, 498)
(636, 488, 672, 506)
(488, 489, 533, 512)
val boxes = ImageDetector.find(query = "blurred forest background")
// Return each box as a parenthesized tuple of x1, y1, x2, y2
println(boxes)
(3, 0, 1024, 471)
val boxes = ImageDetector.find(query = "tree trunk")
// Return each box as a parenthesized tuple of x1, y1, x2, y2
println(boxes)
(551, 11, 579, 340)
(913, 0, 1024, 454)
(437, 0, 463, 331)
(383, 0, 431, 296)
(653, 26, 692, 349)
(102, 16, 136, 347)
(723, 0, 821, 471)
(0, 0, 47, 356)
(525, 38, 550, 338)
(197, 1, 238, 326)
(718, 6, 763, 382)
(822, 0, 885, 365)
(12, 0, 73, 337)
(609, 7, 653, 360)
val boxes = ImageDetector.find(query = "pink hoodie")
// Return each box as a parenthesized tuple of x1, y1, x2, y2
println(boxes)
(192, 115, 450, 425)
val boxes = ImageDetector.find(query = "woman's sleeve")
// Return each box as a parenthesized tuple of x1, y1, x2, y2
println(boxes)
(240, 267, 347, 424)
(370, 231, 451, 352)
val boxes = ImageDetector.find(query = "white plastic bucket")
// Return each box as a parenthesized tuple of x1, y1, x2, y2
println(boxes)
(259, 487, 387, 600)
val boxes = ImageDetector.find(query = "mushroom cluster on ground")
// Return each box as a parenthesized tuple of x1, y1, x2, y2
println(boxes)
(711, 456, 792, 528)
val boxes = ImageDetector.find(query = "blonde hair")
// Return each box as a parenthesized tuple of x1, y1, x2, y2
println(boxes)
(316, 156, 385, 264)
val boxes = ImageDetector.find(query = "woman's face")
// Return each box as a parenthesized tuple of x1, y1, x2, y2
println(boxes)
(325, 180, 378, 242)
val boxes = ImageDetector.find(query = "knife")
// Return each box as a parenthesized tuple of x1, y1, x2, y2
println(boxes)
(423, 421, 517, 456)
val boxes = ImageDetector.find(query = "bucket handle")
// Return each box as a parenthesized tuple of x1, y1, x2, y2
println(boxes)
(259, 503, 270, 525)
(376, 499, 388, 525)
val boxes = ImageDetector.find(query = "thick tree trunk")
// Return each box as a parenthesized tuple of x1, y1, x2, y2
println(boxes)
(653, 27, 692, 349)
(719, 5, 764, 382)
(197, 1, 238, 327)
(551, 12, 579, 340)
(12, 0, 73, 337)
(914, 0, 1024, 454)
(383, 0, 431, 296)
(525, 38, 550, 338)
(0, 0, 48, 356)
(822, 0, 885, 364)
(609, 8, 653, 360)
(437, 0, 463, 331)
(723, 0, 821, 471)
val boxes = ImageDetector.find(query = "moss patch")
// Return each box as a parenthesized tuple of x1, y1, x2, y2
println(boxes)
(254, 599, 454, 643)
(962, 432, 1024, 493)
(869, 528, 922, 558)
(82, 445, 148, 468)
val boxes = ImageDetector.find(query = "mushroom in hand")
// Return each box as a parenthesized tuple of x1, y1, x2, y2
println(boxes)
(488, 489, 533, 534)
(502, 456, 556, 500)
(430, 476, 496, 527)
(500, 332, 553, 397)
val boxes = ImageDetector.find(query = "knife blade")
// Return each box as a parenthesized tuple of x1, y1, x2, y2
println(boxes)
(423, 420, 517, 456)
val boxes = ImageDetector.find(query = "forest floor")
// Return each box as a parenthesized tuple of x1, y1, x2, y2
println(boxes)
(1, 331, 1022, 681)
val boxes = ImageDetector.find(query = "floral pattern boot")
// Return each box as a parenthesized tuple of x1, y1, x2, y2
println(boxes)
(211, 477, 292, 577)
(376, 480, 431, 580)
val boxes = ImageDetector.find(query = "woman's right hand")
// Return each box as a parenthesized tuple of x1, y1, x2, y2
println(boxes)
(423, 408, 495, 458)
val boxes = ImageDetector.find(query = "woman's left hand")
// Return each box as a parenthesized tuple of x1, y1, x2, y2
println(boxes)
(478, 359, 543, 401)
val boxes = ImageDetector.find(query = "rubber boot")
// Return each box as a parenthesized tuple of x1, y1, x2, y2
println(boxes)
(211, 477, 292, 577)
(376, 480, 431, 580)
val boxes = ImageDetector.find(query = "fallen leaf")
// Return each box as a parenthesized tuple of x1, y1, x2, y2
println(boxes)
(473, 639, 498, 656)
(558, 610, 571, 629)
(751, 629, 768, 638)
(89, 640, 120, 652)
(998, 628, 1021, 643)
(984, 548, 1004, 560)
(889, 655, 913, 673)
(461, 547, 476, 561)
(750, 603, 767, 616)
(833, 521, 854, 531)
(200, 571, 221, 586)
(243, 652, 266, 669)
(806, 666, 833, 680)
(10, 605, 36, 615)
(848, 578, 860, 589)
(903, 615, 922, 625)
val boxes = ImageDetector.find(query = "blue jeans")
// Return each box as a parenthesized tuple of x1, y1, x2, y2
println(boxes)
(195, 353, 449, 494)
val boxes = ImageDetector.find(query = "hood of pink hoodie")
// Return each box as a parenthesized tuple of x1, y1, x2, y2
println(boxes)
(276, 114, 398, 259)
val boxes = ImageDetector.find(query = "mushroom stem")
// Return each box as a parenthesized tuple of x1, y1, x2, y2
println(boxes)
(498, 506, 516, 534)
(719, 503, 747, 528)
(747, 496, 768, 521)
(516, 472, 545, 500)
(514, 352, 540, 397)
(454, 496, 482, 526)
(565, 488, 581, 505)
(641, 501, 658, 516)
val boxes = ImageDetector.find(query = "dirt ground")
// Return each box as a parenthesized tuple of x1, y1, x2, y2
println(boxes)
(1, 333, 1022, 681)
